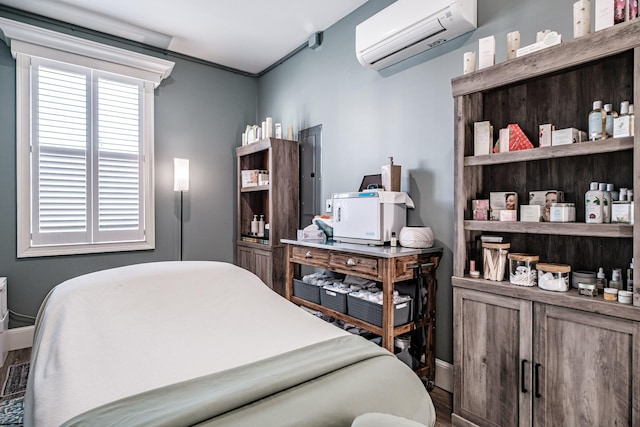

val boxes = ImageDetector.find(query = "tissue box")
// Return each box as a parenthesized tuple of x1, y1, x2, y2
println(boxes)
(613, 116, 633, 138)
(552, 128, 587, 146)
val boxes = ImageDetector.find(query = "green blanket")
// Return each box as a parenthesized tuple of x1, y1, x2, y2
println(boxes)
(62, 335, 434, 427)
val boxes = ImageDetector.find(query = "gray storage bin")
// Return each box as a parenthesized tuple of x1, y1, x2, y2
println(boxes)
(347, 294, 412, 327)
(293, 278, 321, 304)
(320, 287, 348, 313)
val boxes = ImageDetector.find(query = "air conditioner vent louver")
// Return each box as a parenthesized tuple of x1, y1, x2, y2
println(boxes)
(356, 0, 477, 71)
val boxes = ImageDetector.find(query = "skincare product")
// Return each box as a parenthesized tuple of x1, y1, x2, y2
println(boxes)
(473, 121, 493, 155)
(275, 123, 282, 138)
(610, 268, 623, 290)
(258, 214, 265, 238)
(578, 282, 598, 297)
(390, 232, 397, 247)
(463, 51, 476, 74)
(507, 31, 520, 60)
(607, 183, 619, 202)
(595, 0, 614, 31)
(265, 117, 273, 137)
(614, 101, 632, 137)
(612, 200, 633, 223)
(585, 181, 604, 223)
(573, 0, 591, 38)
(478, 35, 496, 69)
(539, 123, 554, 147)
(618, 290, 633, 304)
(614, 0, 626, 24)
(588, 101, 606, 140)
(627, 259, 634, 292)
(599, 182, 611, 223)
(537, 263, 571, 292)
(381, 157, 401, 192)
(508, 253, 539, 287)
(604, 103, 618, 137)
(550, 203, 576, 222)
(596, 267, 608, 292)
(603, 287, 618, 301)
(251, 215, 259, 236)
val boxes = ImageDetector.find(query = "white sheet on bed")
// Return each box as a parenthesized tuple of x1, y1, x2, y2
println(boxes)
(24, 261, 348, 427)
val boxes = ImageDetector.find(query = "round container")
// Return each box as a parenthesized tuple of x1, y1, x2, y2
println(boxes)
(550, 203, 576, 222)
(604, 287, 619, 301)
(507, 253, 539, 287)
(571, 270, 596, 289)
(537, 263, 571, 292)
(618, 290, 633, 304)
(482, 243, 510, 281)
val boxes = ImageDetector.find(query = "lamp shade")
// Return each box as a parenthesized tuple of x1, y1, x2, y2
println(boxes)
(173, 158, 189, 191)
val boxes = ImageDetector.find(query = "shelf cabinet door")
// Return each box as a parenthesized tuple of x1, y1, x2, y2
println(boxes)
(253, 247, 272, 288)
(533, 304, 640, 426)
(454, 288, 533, 427)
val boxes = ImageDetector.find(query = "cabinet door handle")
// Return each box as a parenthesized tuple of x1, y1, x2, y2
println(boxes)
(520, 359, 528, 393)
(346, 258, 356, 266)
(534, 363, 542, 398)
(305, 251, 313, 258)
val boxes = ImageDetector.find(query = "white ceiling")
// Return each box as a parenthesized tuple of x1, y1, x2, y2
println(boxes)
(0, 0, 368, 74)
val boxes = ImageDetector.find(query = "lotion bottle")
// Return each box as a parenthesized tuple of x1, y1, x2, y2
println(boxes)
(257, 214, 265, 238)
(588, 100, 606, 140)
(604, 103, 618, 137)
(629, 104, 635, 136)
(585, 181, 604, 223)
(251, 215, 259, 236)
(599, 182, 611, 223)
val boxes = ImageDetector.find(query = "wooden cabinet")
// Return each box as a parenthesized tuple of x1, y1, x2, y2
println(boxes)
(451, 21, 640, 426)
(236, 138, 299, 295)
(283, 239, 443, 388)
(454, 285, 640, 427)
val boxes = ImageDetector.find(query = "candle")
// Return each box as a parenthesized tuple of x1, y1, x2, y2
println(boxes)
(574, 0, 591, 38)
(265, 117, 273, 138)
(463, 51, 476, 74)
(507, 31, 520, 60)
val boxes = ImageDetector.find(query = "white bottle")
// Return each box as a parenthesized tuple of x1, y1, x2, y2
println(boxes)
(604, 103, 618, 137)
(630, 104, 635, 136)
(607, 183, 619, 202)
(257, 214, 265, 238)
(588, 100, 606, 140)
(585, 181, 604, 223)
(250, 215, 259, 236)
(598, 182, 611, 223)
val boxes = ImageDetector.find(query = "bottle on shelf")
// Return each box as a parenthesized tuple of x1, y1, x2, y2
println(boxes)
(599, 182, 611, 223)
(585, 181, 604, 223)
(607, 183, 619, 202)
(627, 259, 634, 292)
(390, 231, 397, 247)
(251, 215, 259, 236)
(596, 267, 607, 293)
(604, 103, 618, 137)
(588, 100, 606, 140)
(629, 104, 635, 136)
(258, 214, 265, 238)
(610, 268, 623, 290)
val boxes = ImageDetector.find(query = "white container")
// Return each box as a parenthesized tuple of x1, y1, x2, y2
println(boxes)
(537, 263, 571, 292)
(618, 290, 633, 304)
(585, 182, 604, 223)
(482, 242, 510, 281)
(550, 203, 576, 222)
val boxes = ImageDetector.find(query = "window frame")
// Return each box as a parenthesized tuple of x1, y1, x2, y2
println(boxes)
(0, 17, 174, 257)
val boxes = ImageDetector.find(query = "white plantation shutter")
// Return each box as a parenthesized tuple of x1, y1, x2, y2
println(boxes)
(31, 59, 144, 246)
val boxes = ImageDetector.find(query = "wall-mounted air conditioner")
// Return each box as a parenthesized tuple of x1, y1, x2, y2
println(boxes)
(355, 0, 477, 70)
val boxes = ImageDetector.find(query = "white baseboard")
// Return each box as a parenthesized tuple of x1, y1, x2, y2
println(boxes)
(435, 358, 453, 393)
(6, 325, 34, 351)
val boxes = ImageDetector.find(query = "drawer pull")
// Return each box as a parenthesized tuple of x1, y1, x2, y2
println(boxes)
(305, 251, 313, 258)
(346, 258, 357, 266)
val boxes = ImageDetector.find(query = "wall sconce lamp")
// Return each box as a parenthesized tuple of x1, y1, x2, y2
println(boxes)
(173, 158, 189, 261)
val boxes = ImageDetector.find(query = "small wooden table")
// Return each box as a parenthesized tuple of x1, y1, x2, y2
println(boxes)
(282, 239, 443, 389)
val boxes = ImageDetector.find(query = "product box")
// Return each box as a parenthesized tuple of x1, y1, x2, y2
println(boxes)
(516, 32, 562, 57)
(529, 190, 564, 221)
(473, 209, 489, 221)
(552, 128, 587, 146)
(499, 209, 518, 222)
(539, 124, 555, 147)
(612, 201, 633, 223)
(595, 0, 615, 31)
(478, 35, 495, 69)
(490, 192, 518, 211)
(474, 121, 493, 155)
(297, 229, 325, 241)
(498, 128, 510, 153)
(520, 205, 543, 222)
(472, 199, 490, 210)
(241, 169, 266, 187)
(258, 171, 269, 186)
(613, 115, 633, 137)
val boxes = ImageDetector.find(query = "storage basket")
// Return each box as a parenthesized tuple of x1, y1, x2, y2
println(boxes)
(320, 286, 349, 313)
(347, 294, 412, 327)
(293, 278, 321, 304)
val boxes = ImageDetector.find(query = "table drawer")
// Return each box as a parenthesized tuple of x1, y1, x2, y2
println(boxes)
(329, 253, 380, 279)
(291, 246, 330, 267)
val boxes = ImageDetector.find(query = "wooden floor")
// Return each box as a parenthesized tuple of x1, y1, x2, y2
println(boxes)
(0, 348, 453, 425)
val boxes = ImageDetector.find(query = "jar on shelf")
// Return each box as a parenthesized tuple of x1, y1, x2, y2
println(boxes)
(537, 263, 571, 292)
(482, 242, 510, 281)
(507, 253, 539, 287)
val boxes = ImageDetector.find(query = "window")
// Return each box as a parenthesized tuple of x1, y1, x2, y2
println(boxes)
(0, 17, 174, 257)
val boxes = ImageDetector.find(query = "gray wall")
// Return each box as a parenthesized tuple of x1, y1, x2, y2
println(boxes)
(257, 0, 575, 363)
(0, 11, 257, 326)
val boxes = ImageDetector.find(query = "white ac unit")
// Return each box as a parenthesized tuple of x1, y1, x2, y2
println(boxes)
(355, 0, 477, 70)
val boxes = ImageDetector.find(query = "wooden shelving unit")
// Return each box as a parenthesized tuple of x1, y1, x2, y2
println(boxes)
(451, 20, 640, 426)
